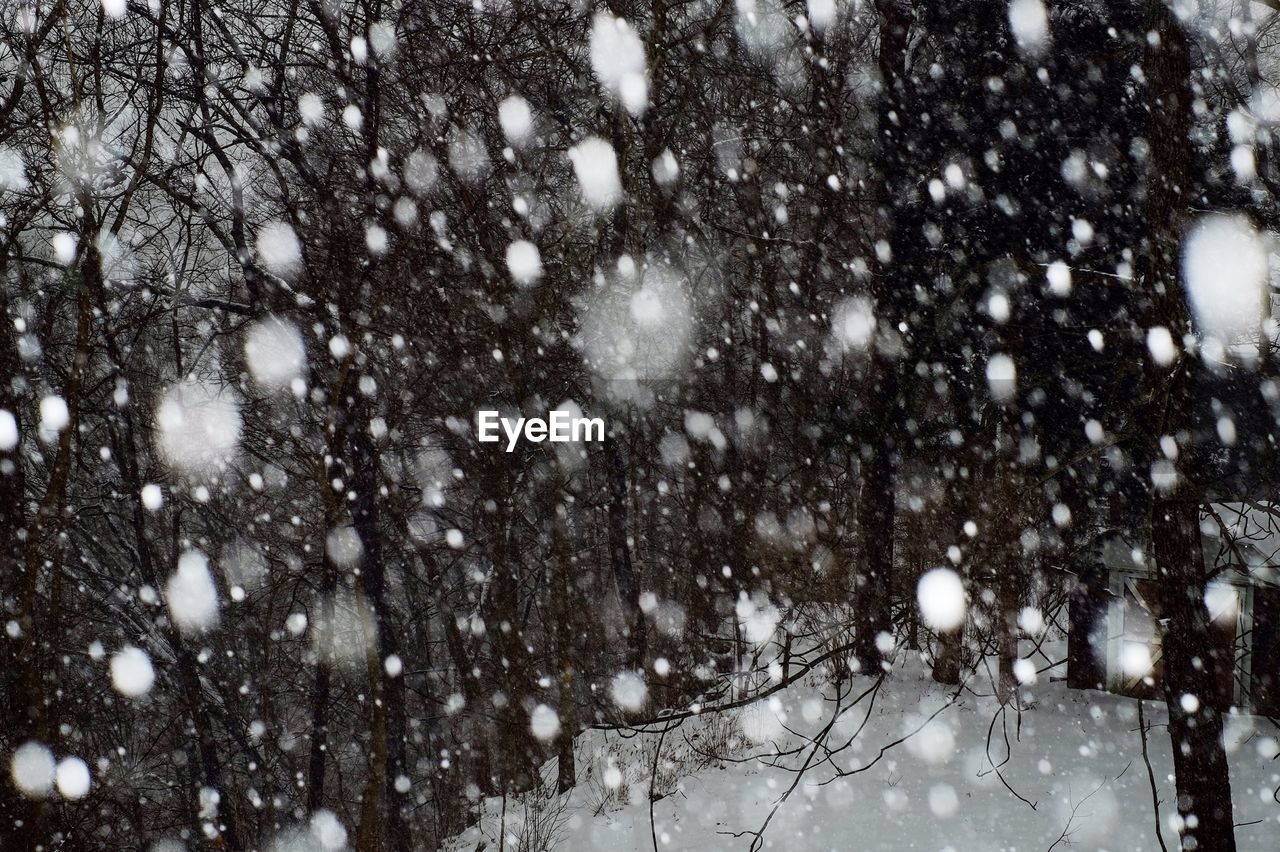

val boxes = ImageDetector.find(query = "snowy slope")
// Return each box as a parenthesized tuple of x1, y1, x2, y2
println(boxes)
(450, 654, 1280, 851)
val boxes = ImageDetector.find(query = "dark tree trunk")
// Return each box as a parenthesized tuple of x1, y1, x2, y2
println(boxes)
(93, 274, 245, 847)
(932, 627, 964, 686)
(1066, 559, 1109, 691)
(551, 502, 577, 793)
(175, 642, 244, 850)
(346, 409, 413, 852)
(491, 560, 539, 793)
(0, 264, 41, 851)
(307, 563, 336, 812)
(433, 574, 495, 797)
(1153, 501, 1237, 852)
(996, 551, 1021, 705)
(685, 454, 719, 639)
(479, 461, 540, 794)
(1138, 1, 1237, 848)
(605, 437, 646, 667)
(850, 0, 917, 676)
(853, 438, 896, 674)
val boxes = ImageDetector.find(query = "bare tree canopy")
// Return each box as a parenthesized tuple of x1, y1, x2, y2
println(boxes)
(2, 1, 1280, 850)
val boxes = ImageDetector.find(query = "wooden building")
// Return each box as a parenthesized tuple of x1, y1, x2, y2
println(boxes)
(1068, 503, 1280, 714)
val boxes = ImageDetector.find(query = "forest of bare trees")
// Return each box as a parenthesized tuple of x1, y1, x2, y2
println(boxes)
(3, 1, 1280, 850)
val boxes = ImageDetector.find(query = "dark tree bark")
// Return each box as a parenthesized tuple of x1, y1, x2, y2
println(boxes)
(1066, 559, 1110, 691)
(606, 437, 646, 668)
(996, 549, 1022, 706)
(1138, 1, 1237, 848)
(853, 442, 896, 674)
(477, 458, 540, 794)
(307, 556, 336, 812)
(850, 0, 916, 677)
(346, 412, 413, 852)
(0, 257, 40, 851)
(1152, 500, 1237, 852)
(551, 503, 578, 794)
(931, 627, 964, 686)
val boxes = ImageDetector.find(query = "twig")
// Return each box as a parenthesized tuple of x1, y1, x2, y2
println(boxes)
(650, 725, 666, 852)
(716, 678, 859, 852)
(824, 680, 961, 782)
(1138, 700, 1170, 852)
(594, 639, 863, 731)
(977, 703, 1038, 810)
(498, 792, 506, 852)
(1048, 768, 1128, 852)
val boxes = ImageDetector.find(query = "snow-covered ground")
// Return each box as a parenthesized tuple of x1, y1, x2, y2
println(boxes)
(449, 652, 1280, 851)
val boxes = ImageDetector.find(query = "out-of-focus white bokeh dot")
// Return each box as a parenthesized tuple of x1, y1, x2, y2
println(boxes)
(1008, 0, 1049, 53)
(244, 317, 307, 390)
(917, 567, 966, 631)
(740, 698, 785, 744)
(1182, 213, 1267, 348)
(568, 137, 622, 210)
(505, 240, 542, 286)
(497, 96, 533, 146)
(155, 380, 242, 475)
(110, 645, 156, 697)
(165, 549, 220, 634)
(0, 409, 18, 450)
(255, 221, 303, 279)
(1014, 658, 1038, 685)
(55, 756, 91, 799)
(928, 783, 959, 817)
(40, 395, 69, 432)
(10, 741, 55, 798)
(140, 483, 163, 510)
(906, 714, 955, 765)
(609, 670, 647, 711)
(310, 808, 348, 850)
(602, 764, 623, 789)
(529, 704, 561, 741)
